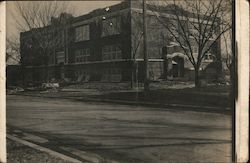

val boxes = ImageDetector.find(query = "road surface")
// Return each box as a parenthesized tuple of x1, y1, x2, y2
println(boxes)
(7, 95, 232, 162)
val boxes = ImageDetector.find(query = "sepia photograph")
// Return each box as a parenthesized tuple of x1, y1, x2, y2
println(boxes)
(3, 0, 243, 162)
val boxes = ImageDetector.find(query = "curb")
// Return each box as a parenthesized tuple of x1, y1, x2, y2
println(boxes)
(80, 97, 229, 110)
(7, 129, 120, 163)
(7, 134, 82, 163)
(76, 98, 231, 114)
(13, 93, 231, 114)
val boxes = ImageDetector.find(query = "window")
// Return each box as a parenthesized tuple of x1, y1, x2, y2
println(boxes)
(204, 25, 217, 40)
(76, 70, 87, 78)
(187, 23, 216, 40)
(60, 31, 65, 45)
(75, 70, 90, 82)
(102, 68, 121, 82)
(75, 48, 90, 63)
(204, 53, 215, 62)
(191, 46, 198, 54)
(56, 51, 65, 64)
(169, 19, 179, 37)
(187, 22, 199, 38)
(102, 45, 122, 61)
(102, 17, 121, 37)
(48, 53, 55, 65)
(75, 25, 90, 42)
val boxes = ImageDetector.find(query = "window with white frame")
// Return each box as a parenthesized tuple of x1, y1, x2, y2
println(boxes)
(102, 17, 121, 37)
(102, 45, 122, 61)
(75, 48, 90, 63)
(75, 25, 90, 42)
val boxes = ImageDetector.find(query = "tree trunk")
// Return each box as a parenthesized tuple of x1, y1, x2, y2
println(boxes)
(131, 72, 134, 89)
(21, 65, 26, 87)
(143, 0, 149, 92)
(44, 65, 48, 82)
(44, 54, 49, 82)
(194, 67, 200, 88)
(131, 62, 135, 89)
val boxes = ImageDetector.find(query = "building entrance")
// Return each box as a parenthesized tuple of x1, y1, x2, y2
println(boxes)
(172, 56, 184, 78)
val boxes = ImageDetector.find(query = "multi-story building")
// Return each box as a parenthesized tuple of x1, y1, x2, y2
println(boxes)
(20, 0, 222, 84)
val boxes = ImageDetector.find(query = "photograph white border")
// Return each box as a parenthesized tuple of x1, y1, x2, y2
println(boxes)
(0, 1, 6, 163)
(0, 1, 249, 163)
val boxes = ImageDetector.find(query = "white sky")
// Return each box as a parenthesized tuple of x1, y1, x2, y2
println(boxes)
(6, 1, 122, 39)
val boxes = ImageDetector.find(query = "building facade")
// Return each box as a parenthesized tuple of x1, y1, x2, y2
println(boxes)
(20, 0, 222, 84)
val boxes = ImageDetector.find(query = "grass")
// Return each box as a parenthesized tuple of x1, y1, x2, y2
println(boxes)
(15, 83, 231, 108)
(92, 85, 231, 107)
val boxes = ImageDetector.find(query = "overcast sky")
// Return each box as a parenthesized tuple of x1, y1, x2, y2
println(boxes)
(6, 1, 122, 39)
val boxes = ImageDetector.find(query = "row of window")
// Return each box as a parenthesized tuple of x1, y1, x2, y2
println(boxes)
(74, 45, 122, 63)
(75, 25, 90, 42)
(74, 68, 122, 82)
(73, 46, 215, 63)
(54, 48, 213, 64)
(75, 17, 121, 42)
(102, 68, 122, 82)
(75, 48, 90, 63)
(75, 69, 121, 75)
(56, 52, 65, 64)
(102, 45, 122, 61)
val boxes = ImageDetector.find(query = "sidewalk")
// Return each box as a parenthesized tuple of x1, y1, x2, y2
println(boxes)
(7, 127, 120, 163)
(7, 138, 77, 163)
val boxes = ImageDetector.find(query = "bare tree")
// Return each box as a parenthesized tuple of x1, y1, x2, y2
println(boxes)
(149, 0, 232, 88)
(221, 27, 233, 84)
(14, 1, 71, 30)
(13, 1, 74, 81)
(6, 37, 20, 64)
(130, 11, 144, 88)
(222, 31, 232, 70)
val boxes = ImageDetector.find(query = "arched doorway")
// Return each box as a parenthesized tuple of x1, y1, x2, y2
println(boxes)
(172, 56, 184, 78)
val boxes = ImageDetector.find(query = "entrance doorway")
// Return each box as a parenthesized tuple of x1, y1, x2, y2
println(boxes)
(172, 56, 184, 78)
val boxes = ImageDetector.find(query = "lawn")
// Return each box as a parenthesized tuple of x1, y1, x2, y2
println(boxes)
(92, 84, 231, 107)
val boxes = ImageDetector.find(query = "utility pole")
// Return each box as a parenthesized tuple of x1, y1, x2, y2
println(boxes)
(143, 0, 149, 91)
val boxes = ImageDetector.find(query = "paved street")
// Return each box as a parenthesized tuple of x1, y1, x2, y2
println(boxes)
(7, 95, 232, 162)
